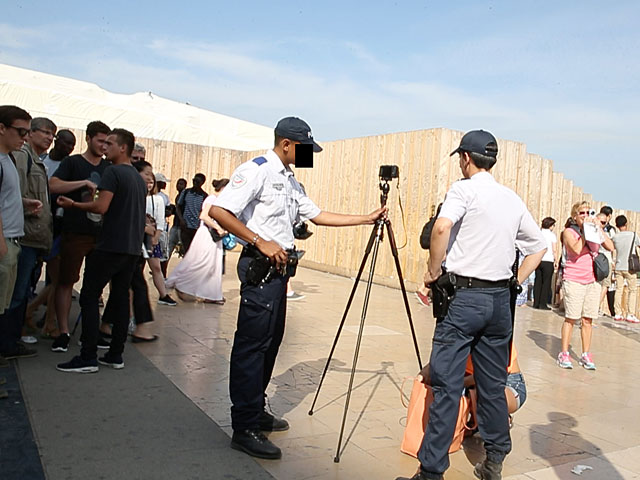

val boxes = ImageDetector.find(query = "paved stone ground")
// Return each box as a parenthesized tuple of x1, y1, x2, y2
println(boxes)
(5, 250, 640, 479)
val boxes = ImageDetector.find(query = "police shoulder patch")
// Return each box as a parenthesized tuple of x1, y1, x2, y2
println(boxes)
(252, 156, 267, 166)
(231, 173, 247, 189)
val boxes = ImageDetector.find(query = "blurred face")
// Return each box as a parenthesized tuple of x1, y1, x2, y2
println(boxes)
(176, 179, 187, 191)
(132, 149, 145, 162)
(139, 166, 154, 191)
(55, 133, 76, 156)
(30, 126, 56, 152)
(192, 176, 204, 188)
(87, 132, 108, 157)
(1, 119, 31, 151)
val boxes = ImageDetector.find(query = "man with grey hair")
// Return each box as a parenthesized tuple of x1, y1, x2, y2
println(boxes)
(7, 117, 55, 346)
(132, 143, 146, 162)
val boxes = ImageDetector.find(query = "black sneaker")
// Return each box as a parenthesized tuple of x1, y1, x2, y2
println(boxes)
(231, 429, 281, 460)
(259, 411, 290, 432)
(77, 336, 111, 350)
(51, 333, 70, 352)
(158, 295, 177, 306)
(56, 355, 98, 373)
(2, 344, 38, 360)
(98, 353, 124, 370)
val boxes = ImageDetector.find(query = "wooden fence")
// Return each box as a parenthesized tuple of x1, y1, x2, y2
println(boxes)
(65, 126, 640, 308)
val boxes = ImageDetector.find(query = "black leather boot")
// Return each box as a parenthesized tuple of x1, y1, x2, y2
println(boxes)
(231, 429, 282, 459)
(259, 411, 289, 432)
(395, 469, 443, 480)
(474, 459, 503, 480)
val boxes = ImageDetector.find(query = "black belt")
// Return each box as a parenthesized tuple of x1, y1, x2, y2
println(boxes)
(454, 275, 510, 289)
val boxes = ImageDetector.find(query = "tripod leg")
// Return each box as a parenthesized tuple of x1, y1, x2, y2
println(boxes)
(385, 221, 423, 369)
(308, 222, 380, 416)
(334, 225, 384, 462)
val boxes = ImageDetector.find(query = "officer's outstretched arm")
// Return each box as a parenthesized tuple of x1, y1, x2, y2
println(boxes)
(210, 206, 287, 265)
(310, 207, 386, 226)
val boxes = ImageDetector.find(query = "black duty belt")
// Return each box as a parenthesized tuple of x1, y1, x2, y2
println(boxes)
(454, 275, 510, 289)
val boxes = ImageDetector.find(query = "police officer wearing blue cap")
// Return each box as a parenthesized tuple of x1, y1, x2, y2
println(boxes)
(398, 130, 546, 480)
(211, 116, 386, 460)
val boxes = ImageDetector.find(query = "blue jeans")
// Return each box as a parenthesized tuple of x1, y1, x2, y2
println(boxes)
(0, 245, 39, 353)
(418, 287, 512, 476)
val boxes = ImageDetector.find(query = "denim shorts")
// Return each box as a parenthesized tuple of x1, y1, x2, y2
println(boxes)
(506, 372, 527, 411)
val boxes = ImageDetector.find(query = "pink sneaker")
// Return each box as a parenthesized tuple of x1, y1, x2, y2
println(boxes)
(579, 352, 596, 370)
(626, 315, 640, 324)
(415, 291, 430, 307)
(556, 351, 573, 369)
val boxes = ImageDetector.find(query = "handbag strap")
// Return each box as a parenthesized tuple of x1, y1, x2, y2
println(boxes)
(463, 387, 479, 431)
(400, 376, 414, 408)
(629, 233, 637, 262)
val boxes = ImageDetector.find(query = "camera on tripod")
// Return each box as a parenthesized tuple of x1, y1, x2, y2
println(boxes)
(379, 165, 399, 181)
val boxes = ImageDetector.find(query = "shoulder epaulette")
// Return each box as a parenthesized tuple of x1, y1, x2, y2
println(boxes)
(252, 156, 267, 166)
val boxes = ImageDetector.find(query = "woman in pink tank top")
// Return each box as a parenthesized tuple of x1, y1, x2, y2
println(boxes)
(557, 201, 613, 371)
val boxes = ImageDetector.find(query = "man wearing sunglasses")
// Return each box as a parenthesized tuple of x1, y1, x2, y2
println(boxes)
(0, 106, 43, 360)
(8, 118, 57, 345)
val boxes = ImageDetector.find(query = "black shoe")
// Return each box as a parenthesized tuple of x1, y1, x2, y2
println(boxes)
(259, 411, 289, 432)
(231, 429, 282, 460)
(2, 344, 37, 359)
(0, 355, 9, 368)
(98, 353, 124, 369)
(52, 333, 71, 352)
(395, 470, 442, 480)
(56, 355, 98, 373)
(474, 459, 503, 480)
(158, 295, 177, 306)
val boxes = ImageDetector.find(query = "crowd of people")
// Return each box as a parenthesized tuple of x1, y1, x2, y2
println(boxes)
(2, 107, 640, 479)
(0, 105, 229, 380)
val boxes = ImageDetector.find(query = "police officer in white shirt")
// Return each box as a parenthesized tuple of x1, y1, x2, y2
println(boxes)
(399, 130, 546, 480)
(211, 117, 385, 460)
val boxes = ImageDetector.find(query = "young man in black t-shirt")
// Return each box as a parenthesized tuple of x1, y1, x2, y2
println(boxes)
(56, 129, 147, 373)
(49, 120, 110, 352)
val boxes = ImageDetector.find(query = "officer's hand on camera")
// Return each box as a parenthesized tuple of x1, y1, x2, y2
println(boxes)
(366, 206, 388, 224)
(256, 238, 288, 267)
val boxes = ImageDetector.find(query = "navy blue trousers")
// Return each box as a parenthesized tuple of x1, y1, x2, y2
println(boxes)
(229, 255, 288, 431)
(418, 287, 512, 476)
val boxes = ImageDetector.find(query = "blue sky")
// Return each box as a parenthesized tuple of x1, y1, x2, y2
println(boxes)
(2, 1, 639, 210)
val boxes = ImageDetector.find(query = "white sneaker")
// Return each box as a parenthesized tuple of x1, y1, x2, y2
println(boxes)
(286, 292, 305, 301)
(20, 335, 38, 344)
(614, 315, 625, 322)
(626, 315, 640, 324)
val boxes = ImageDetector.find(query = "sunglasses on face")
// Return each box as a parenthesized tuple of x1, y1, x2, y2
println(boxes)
(8, 125, 30, 137)
(578, 211, 590, 216)
(132, 156, 145, 161)
(600, 221, 607, 225)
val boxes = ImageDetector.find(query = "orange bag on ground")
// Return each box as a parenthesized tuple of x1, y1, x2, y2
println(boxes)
(400, 377, 477, 458)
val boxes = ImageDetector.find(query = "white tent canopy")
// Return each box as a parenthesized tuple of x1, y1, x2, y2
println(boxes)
(0, 63, 273, 151)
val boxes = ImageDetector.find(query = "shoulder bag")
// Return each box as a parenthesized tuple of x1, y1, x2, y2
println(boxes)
(569, 224, 609, 281)
(628, 233, 640, 274)
(400, 377, 477, 457)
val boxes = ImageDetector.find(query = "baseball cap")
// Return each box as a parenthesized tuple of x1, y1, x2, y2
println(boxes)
(450, 130, 498, 157)
(154, 173, 170, 183)
(275, 117, 323, 153)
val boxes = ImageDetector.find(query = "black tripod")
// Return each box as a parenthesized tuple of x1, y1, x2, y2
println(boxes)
(308, 178, 423, 462)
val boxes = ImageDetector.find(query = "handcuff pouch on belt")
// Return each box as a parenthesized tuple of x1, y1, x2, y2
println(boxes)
(244, 246, 299, 286)
(430, 270, 457, 320)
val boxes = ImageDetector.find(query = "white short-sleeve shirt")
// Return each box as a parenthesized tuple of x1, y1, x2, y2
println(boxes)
(439, 172, 546, 281)
(214, 149, 321, 249)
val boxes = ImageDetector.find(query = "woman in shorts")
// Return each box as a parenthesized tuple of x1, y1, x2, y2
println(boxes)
(557, 201, 613, 370)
